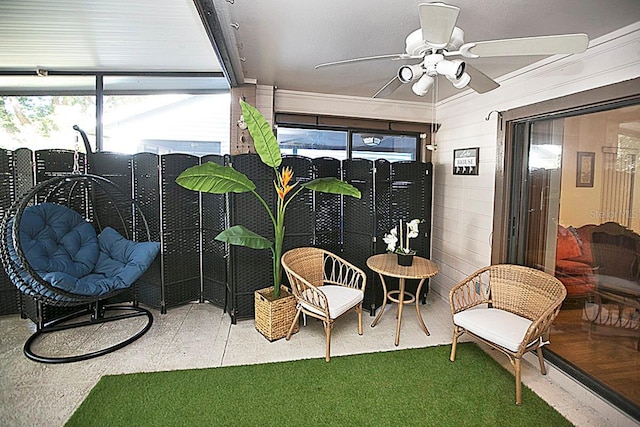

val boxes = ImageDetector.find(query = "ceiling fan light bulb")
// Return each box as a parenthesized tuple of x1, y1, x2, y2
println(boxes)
(448, 71, 471, 89)
(436, 59, 465, 79)
(411, 74, 434, 96)
(398, 64, 424, 83)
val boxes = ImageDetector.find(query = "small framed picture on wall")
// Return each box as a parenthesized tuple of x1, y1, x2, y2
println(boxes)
(453, 148, 479, 175)
(576, 151, 595, 187)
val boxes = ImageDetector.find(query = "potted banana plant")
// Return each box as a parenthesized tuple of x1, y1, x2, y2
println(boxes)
(176, 100, 361, 340)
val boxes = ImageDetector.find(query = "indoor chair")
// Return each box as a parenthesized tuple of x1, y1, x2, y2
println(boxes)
(281, 247, 366, 362)
(0, 174, 160, 363)
(449, 264, 566, 404)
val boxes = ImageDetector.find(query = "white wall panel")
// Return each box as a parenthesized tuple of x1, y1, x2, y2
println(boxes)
(274, 89, 434, 123)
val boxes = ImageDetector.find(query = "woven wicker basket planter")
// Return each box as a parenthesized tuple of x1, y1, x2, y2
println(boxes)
(255, 285, 299, 341)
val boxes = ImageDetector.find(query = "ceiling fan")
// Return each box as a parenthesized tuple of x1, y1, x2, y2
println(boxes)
(315, 2, 589, 99)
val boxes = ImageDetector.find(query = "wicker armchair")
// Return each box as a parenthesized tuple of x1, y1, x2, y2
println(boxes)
(449, 264, 566, 405)
(281, 247, 366, 362)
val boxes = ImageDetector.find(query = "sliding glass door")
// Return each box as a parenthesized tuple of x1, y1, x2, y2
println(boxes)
(508, 103, 640, 414)
(508, 119, 563, 272)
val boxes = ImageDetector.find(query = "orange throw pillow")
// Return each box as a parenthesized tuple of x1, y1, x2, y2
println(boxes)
(556, 225, 582, 260)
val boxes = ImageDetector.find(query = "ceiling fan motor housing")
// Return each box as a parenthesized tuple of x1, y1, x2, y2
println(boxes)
(405, 29, 429, 56)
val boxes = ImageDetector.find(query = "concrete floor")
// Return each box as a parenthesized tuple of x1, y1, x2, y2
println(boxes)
(0, 293, 636, 426)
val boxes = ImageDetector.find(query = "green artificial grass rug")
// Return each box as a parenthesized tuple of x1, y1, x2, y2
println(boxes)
(66, 343, 570, 427)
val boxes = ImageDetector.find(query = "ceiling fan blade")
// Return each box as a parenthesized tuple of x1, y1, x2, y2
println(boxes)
(315, 53, 411, 69)
(419, 2, 460, 48)
(373, 77, 404, 98)
(463, 33, 589, 58)
(465, 64, 500, 94)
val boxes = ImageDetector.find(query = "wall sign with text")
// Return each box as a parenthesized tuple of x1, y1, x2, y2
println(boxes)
(453, 148, 479, 175)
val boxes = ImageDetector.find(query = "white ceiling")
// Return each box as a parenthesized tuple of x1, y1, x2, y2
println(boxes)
(0, 0, 220, 72)
(0, 0, 638, 102)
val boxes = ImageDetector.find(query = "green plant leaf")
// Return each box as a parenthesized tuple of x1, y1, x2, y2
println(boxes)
(176, 162, 255, 194)
(240, 100, 281, 168)
(302, 177, 361, 198)
(215, 225, 273, 250)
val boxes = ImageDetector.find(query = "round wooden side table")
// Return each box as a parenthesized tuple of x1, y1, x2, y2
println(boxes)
(367, 253, 439, 346)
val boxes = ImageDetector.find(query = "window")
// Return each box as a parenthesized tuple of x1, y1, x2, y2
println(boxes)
(102, 93, 230, 155)
(513, 103, 640, 415)
(0, 76, 96, 151)
(352, 132, 416, 161)
(275, 113, 426, 162)
(0, 73, 230, 156)
(276, 127, 347, 159)
(102, 76, 229, 155)
(277, 127, 419, 161)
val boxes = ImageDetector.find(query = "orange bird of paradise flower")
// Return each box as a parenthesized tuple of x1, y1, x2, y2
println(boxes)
(274, 166, 297, 200)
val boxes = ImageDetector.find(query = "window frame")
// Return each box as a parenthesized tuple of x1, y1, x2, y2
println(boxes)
(0, 71, 228, 153)
(274, 113, 430, 161)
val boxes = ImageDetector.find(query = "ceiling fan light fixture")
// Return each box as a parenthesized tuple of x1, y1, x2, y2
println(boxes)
(447, 71, 471, 89)
(398, 64, 424, 83)
(411, 74, 434, 96)
(316, 3, 589, 101)
(436, 59, 465, 79)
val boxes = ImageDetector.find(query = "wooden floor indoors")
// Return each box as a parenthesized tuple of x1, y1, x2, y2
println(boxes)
(551, 301, 640, 407)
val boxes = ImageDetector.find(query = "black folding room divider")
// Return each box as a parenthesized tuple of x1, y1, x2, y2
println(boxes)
(0, 148, 432, 324)
(312, 157, 342, 254)
(343, 159, 433, 312)
(0, 149, 17, 316)
(200, 154, 228, 309)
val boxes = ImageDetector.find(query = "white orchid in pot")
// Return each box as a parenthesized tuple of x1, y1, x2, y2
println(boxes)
(383, 219, 423, 266)
(175, 100, 361, 300)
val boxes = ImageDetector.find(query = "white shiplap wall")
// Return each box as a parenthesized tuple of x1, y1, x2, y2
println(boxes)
(429, 22, 640, 299)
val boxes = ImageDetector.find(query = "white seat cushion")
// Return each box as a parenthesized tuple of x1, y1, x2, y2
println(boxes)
(302, 285, 363, 320)
(453, 308, 532, 353)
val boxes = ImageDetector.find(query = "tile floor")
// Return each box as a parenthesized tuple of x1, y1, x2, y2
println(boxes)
(0, 293, 637, 426)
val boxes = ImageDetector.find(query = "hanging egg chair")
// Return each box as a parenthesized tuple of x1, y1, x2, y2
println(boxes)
(0, 173, 160, 363)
